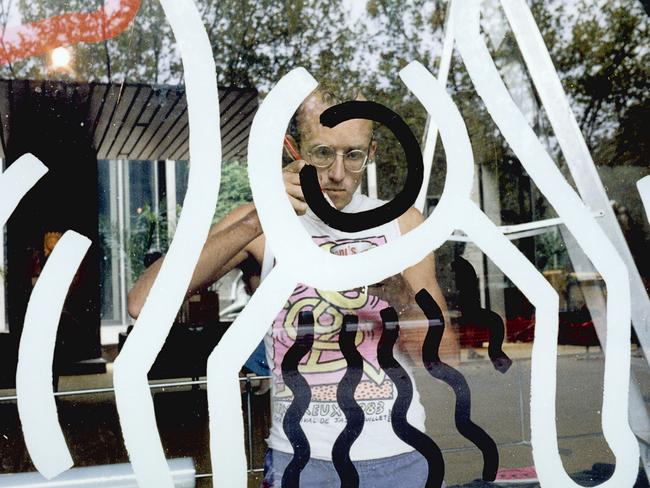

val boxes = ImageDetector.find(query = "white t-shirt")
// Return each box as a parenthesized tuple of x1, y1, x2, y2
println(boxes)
(263, 193, 426, 461)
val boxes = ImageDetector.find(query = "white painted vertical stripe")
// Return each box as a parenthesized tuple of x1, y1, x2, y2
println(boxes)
(208, 266, 297, 487)
(112, 0, 222, 486)
(638, 176, 650, 225)
(366, 160, 378, 200)
(116, 160, 129, 325)
(165, 160, 177, 239)
(454, 0, 639, 485)
(0, 158, 5, 334)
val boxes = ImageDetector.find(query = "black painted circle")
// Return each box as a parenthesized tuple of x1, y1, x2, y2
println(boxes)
(299, 100, 423, 232)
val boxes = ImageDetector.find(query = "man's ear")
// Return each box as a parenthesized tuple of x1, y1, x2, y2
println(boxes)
(369, 139, 377, 162)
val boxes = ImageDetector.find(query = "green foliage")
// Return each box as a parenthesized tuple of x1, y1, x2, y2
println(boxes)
(99, 203, 170, 283)
(540, 0, 650, 167)
(196, 0, 365, 92)
(213, 161, 253, 222)
(151, 162, 252, 243)
(127, 203, 169, 282)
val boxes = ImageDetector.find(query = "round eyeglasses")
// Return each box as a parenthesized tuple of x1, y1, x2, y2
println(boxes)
(306, 144, 370, 173)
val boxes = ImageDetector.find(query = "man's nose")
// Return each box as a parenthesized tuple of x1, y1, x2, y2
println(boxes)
(327, 153, 346, 182)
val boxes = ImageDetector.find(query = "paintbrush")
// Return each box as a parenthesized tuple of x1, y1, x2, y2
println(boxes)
(283, 135, 335, 208)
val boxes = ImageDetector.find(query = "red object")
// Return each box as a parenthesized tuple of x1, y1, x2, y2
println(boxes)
(283, 135, 301, 161)
(506, 315, 536, 343)
(457, 321, 491, 348)
(0, 0, 141, 65)
(496, 465, 538, 482)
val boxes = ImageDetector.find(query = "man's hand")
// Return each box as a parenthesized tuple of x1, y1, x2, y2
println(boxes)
(367, 273, 428, 366)
(368, 273, 414, 316)
(367, 271, 458, 367)
(283, 159, 308, 215)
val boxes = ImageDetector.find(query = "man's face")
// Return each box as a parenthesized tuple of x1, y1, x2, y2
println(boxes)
(298, 100, 376, 210)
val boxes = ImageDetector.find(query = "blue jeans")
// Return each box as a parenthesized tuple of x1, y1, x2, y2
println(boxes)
(244, 341, 270, 376)
(261, 448, 440, 488)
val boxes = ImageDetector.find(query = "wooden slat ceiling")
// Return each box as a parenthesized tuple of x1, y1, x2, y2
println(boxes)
(0, 79, 258, 162)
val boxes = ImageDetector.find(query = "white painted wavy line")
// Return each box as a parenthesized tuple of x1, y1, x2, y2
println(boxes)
(454, 0, 638, 485)
(0, 153, 47, 225)
(638, 176, 650, 225)
(208, 266, 297, 487)
(16, 230, 91, 479)
(457, 198, 559, 415)
(207, 66, 318, 487)
(112, 0, 221, 486)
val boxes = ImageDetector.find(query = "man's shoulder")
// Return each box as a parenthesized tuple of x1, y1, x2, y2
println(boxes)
(348, 194, 424, 232)
(397, 206, 425, 234)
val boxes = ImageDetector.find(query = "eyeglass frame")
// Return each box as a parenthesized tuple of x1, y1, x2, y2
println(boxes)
(304, 139, 374, 174)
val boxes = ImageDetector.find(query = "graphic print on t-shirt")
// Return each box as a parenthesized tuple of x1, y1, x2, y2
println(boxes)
(270, 235, 395, 414)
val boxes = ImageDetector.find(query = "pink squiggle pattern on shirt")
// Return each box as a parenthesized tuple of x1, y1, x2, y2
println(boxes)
(271, 235, 390, 389)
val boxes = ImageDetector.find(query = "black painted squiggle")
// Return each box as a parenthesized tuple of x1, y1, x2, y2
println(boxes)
(452, 256, 512, 373)
(480, 309, 511, 373)
(281, 311, 315, 488)
(377, 307, 445, 488)
(332, 315, 365, 487)
(415, 289, 499, 481)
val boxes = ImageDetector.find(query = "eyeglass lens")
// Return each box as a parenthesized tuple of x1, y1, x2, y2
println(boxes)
(309, 145, 367, 171)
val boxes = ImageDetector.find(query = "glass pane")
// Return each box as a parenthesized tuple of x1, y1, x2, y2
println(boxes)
(97, 159, 120, 321)
(126, 160, 157, 288)
(0, 158, 6, 332)
(175, 160, 189, 213)
(0, 1, 647, 487)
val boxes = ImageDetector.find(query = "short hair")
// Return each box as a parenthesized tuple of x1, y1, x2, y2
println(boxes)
(287, 84, 371, 150)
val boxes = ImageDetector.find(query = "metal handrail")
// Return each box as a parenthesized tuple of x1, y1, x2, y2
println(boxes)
(0, 375, 273, 402)
(0, 373, 273, 475)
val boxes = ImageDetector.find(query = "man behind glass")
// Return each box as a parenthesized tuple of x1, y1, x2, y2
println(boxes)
(128, 86, 457, 487)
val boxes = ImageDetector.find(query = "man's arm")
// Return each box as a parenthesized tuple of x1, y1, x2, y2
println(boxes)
(397, 207, 460, 364)
(127, 159, 309, 319)
(127, 203, 263, 319)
